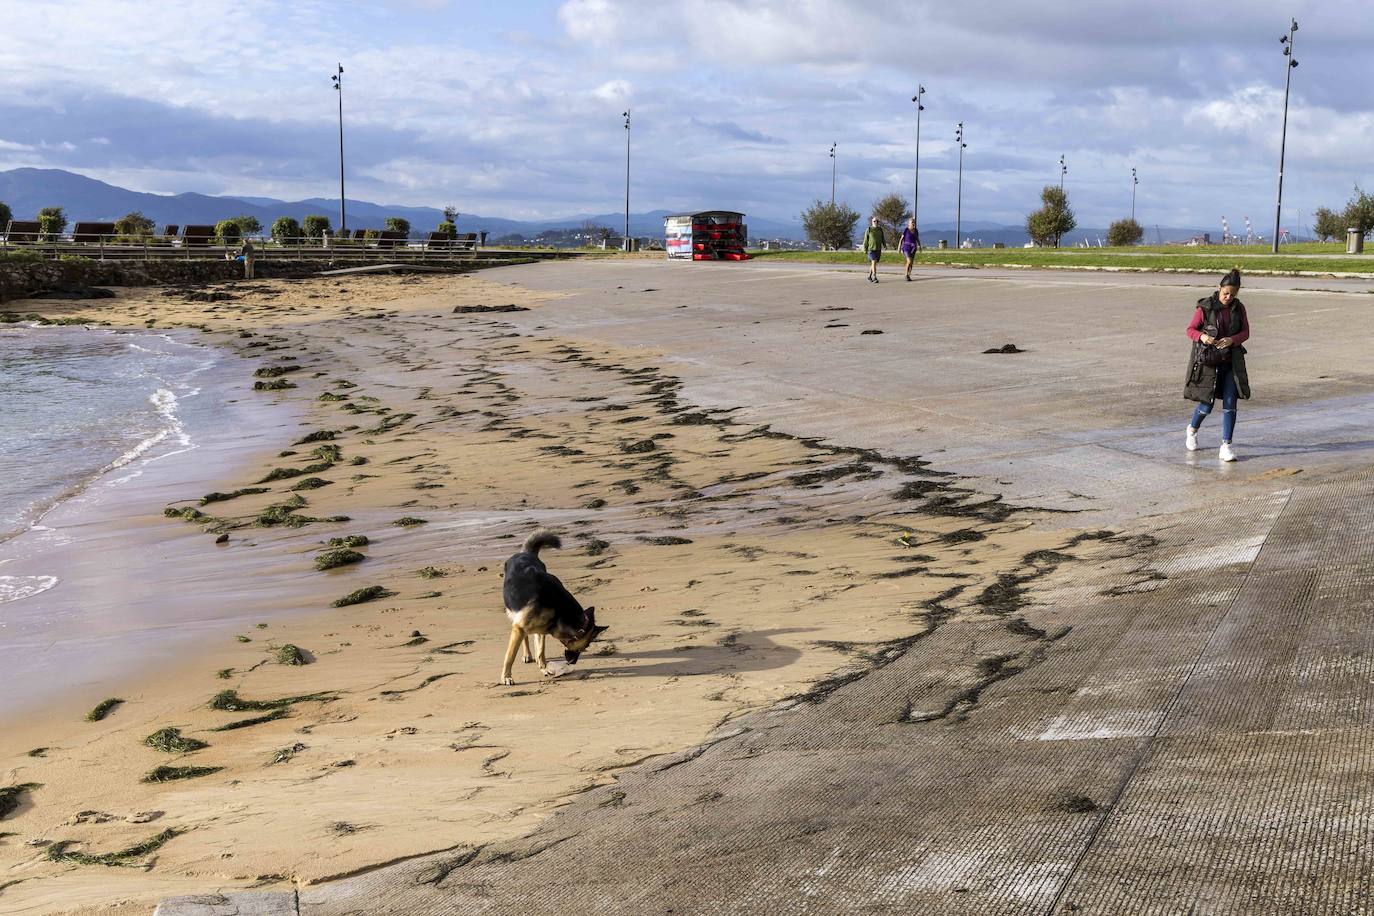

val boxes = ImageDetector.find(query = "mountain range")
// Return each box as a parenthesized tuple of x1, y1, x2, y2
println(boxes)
(0, 168, 804, 239)
(0, 168, 1232, 245)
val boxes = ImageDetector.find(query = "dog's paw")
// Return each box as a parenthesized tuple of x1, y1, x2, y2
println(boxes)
(499, 675, 515, 686)
(540, 667, 556, 678)
(522, 654, 534, 664)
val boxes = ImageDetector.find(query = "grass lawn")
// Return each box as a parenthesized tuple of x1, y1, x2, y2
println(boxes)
(751, 246, 1374, 276)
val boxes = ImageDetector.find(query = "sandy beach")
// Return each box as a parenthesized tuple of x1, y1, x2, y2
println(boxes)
(0, 269, 1083, 913)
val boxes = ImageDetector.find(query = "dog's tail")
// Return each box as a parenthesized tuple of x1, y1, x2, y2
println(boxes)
(523, 530, 562, 556)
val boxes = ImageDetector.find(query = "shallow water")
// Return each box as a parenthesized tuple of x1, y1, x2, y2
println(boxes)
(0, 324, 213, 545)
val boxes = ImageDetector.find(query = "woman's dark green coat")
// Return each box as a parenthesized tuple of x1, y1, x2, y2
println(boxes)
(1183, 294, 1251, 404)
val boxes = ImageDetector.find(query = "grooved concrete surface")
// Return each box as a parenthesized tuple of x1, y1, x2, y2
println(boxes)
(168, 263, 1374, 915)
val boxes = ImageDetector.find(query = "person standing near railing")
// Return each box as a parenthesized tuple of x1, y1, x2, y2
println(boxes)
(239, 238, 256, 279)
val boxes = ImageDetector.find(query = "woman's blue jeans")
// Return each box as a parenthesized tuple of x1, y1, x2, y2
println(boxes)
(1190, 362, 1238, 442)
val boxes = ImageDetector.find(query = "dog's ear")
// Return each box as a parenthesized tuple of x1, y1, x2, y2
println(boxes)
(584, 606, 596, 626)
(593, 624, 610, 637)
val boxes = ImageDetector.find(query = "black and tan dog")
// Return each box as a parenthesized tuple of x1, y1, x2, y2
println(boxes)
(500, 530, 608, 685)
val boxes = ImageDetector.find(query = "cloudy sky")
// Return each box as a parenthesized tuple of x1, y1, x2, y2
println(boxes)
(2, 0, 1370, 231)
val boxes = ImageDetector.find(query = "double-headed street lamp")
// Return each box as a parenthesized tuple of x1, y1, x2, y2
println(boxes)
(1131, 167, 1139, 223)
(1057, 154, 1067, 248)
(1272, 18, 1299, 253)
(912, 86, 925, 228)
(331, 64, 346, 237)
(955, 122, 967, 249)
(622, 109, 631, 249)
(829, 142, 837, 204)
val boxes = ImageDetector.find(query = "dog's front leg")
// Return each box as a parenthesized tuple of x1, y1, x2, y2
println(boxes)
(521, 631, 534, 664)
(500, 626, 525, 686)
(536, 634, 552, 677)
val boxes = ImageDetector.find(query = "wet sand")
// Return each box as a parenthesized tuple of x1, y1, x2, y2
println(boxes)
(0, 271, 1074, 913)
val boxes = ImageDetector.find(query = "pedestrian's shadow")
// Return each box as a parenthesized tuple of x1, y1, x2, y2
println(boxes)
(578, 627, 815, 680)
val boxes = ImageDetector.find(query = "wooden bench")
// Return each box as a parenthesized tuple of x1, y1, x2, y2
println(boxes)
(376, 230, 407, 249)
(455, 232, 478, 251)
(424, 231, 453, 249)
(161, 224, 180, 240)
(72, 222, 117, 243)
(3, 220, 42, 243)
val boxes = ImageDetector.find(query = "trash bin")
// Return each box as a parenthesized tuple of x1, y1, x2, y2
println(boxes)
(1348, 228, 1365, 255)
(938, 239, 948, 250)
(478, 230, 488, 248)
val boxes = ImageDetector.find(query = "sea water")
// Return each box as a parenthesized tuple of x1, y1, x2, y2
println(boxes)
(0, 323, 215, 599)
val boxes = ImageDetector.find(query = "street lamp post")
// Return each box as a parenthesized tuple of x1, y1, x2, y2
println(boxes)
(829, 143, 837, 205)
(331, 64, 346, 237)
(622, 109, 631, 250)
(1057, 154, 1067, 248)
(912, 87, 925, 229)
(1131, 167, 1138, 223)
(1273, 18, 1299, 253)
(955, 122, 967, 249)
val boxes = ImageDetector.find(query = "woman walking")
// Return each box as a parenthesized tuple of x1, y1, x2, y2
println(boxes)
(862, 217, 884, 283)
(899, 218, 921, 281)
(1184, 268, 1251, 462)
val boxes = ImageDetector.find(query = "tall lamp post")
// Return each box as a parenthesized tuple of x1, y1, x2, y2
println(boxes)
(622, 109, 631, 250)
(911, 87, 925, 228)
(955, 122, 967, 249)
(331, 64, 346, 237)
(1131, 167, 1138, 223)
(1057, 154, 1067, 248)
(1272, 18, 1299, 253)
(829, 142, 837, 204)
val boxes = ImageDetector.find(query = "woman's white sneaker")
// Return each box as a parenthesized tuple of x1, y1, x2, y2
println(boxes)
(1185, 426, 1199, 451)
(1219, 442, 1237, 462)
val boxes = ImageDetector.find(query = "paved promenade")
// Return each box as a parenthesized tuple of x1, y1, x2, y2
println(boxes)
(160, 261, 1374, 915)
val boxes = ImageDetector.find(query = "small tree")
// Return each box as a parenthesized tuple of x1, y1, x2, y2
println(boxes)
(0, 200, 12, 230)
(442, 206, 459, 224)
(37, 206, 67, 240)
(215, 218, 242, 244)
(1025, 186, 1076, 248)
(870, 193, 911, 247)
(302, 214, 332, 242)
(1342, 185, 1374, 239)
(1312, 207, 1343, 242)
(436, 220, 456, 238)
(114, 211, 155, 238)
(801, 199, 861, 251)
(384, 216, 411, 236)
(271, 216, 302, 244)
(1107, 218, 1144, 247)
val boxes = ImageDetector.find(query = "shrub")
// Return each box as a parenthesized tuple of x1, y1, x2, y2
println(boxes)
(215, 219, 243, 244)
(0, 200, 12, 230)
(384, 217, 411, 236)
(436, 220, 456, 238)
(801, 200, 861, 251)
(1107, 218, 1144, 247)
(114, 211, 155, 238)
(271, 216, 302, 244)
(37, 206, 67, 240)
(1026, 186, 1077, 248)
(1342, 185, 1374, 239)
(303, 214, 332, 241)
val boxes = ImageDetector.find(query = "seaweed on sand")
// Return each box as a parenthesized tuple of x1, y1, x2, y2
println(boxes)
(141, 766, 223, 783)
(273, 644, 311, 666)
(332, 585, 395, 607)
(254, 365, 301, 379)
(311, 444, 342, 462)
(209, 709, 289, 731)
(416, 566, 447, 579)
(209, 689, 334, 712)
(143, 728, 208, 754)
(0, 784, 41, 820)
(46, 828, 180, 866)
(315, 548, 365, 570)
(199, 487, 269, 506)
(327, 535, 369, 548)
(391, 516, 427, 527)
(254, 378, 296, 391)
(293, 430, 338, 445)
(258, 466, 307, 483)
(290, 477, 333, 491)
(319, 392, 349, 402)
(163, 506, 205, 522)
(85, 698, 124, 722)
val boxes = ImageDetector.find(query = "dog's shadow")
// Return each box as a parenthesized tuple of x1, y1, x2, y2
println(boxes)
(577, 627, 815, 680)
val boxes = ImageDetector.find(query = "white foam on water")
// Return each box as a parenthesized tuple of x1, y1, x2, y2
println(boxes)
(0, 574, 59, 604)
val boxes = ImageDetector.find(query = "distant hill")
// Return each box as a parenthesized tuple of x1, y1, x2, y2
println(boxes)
(0, 168, 804, 239)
